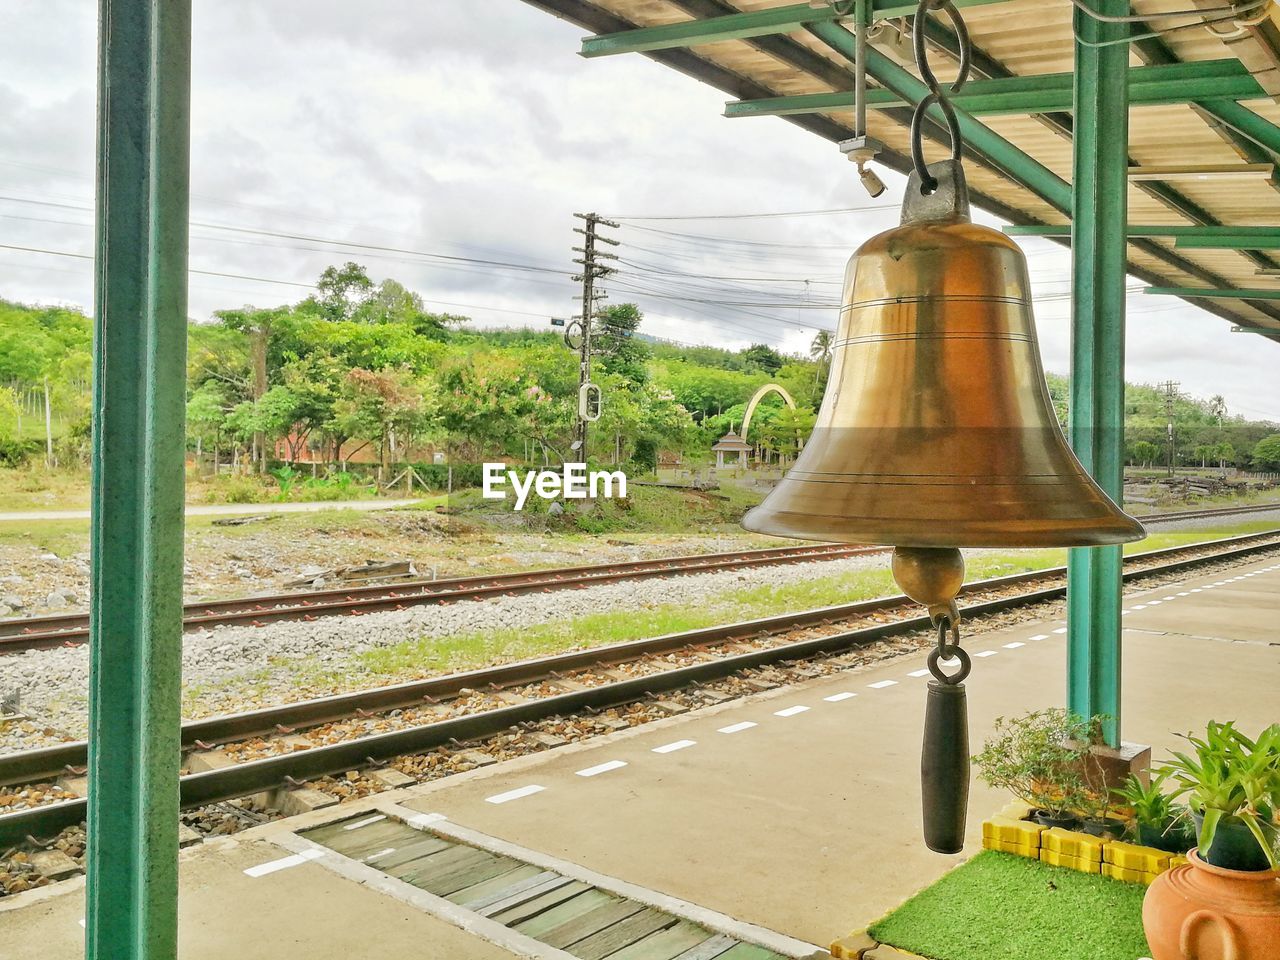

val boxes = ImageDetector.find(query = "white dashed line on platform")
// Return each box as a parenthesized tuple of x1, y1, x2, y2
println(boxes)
(774, 705, 810, 717)
(576, 760, 627, 778)
(343, 814, 386, 831)
(485, 785, 545, 805)
(975, 650, 998, 658)
(1003, 642, 1025, 649)
(1053, 627, 1068, 634)
(718, 721, 757, 734)
(868, 680, 898, 689)
(244, 848, 324, 878)
(407, 812, 447, 829)
(824, 692, 857, 702)
(652, 739, 696, 754)
(1029, 634, 1049, 641)
(908, 668, 931, 678)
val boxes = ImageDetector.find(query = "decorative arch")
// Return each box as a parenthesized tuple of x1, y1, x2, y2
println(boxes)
(740, 383, 797, 441)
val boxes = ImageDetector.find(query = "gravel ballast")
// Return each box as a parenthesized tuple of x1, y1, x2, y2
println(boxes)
(0, 553, 885, 750)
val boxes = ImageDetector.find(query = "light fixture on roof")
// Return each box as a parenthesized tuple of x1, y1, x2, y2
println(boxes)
(1127, 163, 1276, 182)
(838, 0, 887, 198)
(841, 136, 887, 197)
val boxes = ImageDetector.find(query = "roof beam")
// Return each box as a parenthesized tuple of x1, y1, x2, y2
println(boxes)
(578, 0, 1010, 57)
(1176, 236, 1280, 249)
(807, 20, 1073, 212)
(1006, 225, 1280, 238)
(1146, 286, 1280, 300)
(914, 8, 1280, 316)
(725, 59, 1264, 118)
(1194, 99, 1280, 158)
(527, 0, 1280, 334)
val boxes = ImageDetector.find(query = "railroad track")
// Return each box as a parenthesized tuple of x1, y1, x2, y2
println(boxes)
(3, 500, 1276, 655)
(1135, 501, 1280, 524)
(0, 542, 879, 653)
(3, 527, 1278, 848)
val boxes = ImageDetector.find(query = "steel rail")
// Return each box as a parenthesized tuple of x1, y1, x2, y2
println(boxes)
(3, 528, 1278, 846)
(1134, 502, 1280, 523)
(4, 503, 1274, 653)
(0, 542, 878, 651)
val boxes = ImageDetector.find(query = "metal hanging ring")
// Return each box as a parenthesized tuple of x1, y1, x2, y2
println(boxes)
(909, 94, 961, 193)
(927, 617, 971, 684)
(908, 0, 971, 192)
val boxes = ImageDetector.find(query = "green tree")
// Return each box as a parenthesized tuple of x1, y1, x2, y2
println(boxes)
(314, 261, 375, 322)
(595, 303, 650, 384)
(331, 367, 436, 469)
(1214, 441, 1236, 469)
(1130, 440, 1160, 468)
(1251, 434, 1280, 471)
(656, 362, 765, 420)
(742, 343, 784, 375)
(808, 330, 833, 381)
(186, 381, 229, 459)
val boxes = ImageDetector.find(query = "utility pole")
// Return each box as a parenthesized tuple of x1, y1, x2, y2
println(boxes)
(1159, 380, 1180, 477)
(568, 212, 618, 462)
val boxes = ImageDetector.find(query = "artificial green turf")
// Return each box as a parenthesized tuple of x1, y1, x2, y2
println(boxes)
(867, 851, 1150, 960)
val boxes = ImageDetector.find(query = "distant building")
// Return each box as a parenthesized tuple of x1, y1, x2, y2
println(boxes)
(711, 429, 752, 469)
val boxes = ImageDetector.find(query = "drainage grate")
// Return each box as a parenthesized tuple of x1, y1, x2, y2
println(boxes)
(304, 814, 792, 959)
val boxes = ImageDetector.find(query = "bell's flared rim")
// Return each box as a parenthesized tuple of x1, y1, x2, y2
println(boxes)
(741, 504, 1146, 548)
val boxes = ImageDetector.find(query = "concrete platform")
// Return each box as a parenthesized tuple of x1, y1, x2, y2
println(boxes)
(0, 835, 522, 959)
(392, 555, 1280, 945)
(1, 556, 1276, 957)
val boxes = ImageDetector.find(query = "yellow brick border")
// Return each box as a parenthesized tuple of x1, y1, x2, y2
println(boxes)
(980, 800, 1188, 886)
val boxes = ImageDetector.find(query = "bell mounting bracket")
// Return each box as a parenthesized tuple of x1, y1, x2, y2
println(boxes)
(902, 159, 970, 225)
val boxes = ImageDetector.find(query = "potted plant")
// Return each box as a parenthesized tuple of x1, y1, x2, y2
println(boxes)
(1143, 722, 1280, 960)
(1115, 771, 1192, 853)
(1166, 721, 1279, 871)
(974, 708, 1091, 829)
(1079, 784, 1127, 840)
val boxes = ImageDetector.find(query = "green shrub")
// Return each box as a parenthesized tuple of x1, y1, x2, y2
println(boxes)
(0, 436, 39, 467)
(973, 708, 1095, 818)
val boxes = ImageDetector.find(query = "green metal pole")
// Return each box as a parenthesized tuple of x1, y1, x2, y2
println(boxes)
(87, 2, 190, 957)
(1067, 0, 1129, 747)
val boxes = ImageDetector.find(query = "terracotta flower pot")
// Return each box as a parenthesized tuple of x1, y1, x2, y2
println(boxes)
(1143, 849, 1280, 959)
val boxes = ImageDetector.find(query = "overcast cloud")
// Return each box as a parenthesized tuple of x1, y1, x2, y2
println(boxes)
(1, 0, 1276, 421)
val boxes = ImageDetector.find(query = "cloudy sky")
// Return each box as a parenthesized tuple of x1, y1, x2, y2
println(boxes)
(2, 0, 1277, 420)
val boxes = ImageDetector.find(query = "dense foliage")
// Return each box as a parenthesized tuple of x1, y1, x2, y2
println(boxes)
(2, 266, 1277, 475)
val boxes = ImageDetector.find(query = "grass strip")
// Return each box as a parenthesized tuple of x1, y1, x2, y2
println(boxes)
(867, 851, 1150, 960)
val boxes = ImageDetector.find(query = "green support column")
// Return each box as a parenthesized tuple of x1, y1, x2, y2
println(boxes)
(1067, 0, 1129, 747)
(86, 2, 191, 957)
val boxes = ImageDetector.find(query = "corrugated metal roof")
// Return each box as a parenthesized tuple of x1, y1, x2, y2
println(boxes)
(523, 0, 1280, 337)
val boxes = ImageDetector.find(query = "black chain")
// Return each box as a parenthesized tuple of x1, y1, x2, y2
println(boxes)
(926, 616, 971, 685)
(909, 0, 972, 194)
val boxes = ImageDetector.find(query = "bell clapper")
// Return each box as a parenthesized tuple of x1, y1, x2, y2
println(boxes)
(892, 546, 973, 854)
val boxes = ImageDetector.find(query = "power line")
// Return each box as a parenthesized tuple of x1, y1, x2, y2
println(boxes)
(0, 242, 315, 288)
(609, 202, 898, 221)
(620, 222, 859, 250)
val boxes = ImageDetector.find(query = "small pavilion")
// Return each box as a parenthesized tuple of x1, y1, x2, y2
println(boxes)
(712, 429, 753, 469)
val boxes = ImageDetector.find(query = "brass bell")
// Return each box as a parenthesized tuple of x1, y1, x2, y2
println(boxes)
(742, 161, 1144, 550)
(742, 160, 1144, 856)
